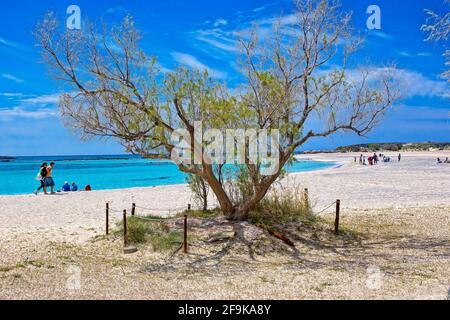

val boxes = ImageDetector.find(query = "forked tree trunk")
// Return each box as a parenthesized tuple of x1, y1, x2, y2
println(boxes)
(201, 155, 288, 221)
(230, 178, 277, 220)
(202, 168, 235, 216)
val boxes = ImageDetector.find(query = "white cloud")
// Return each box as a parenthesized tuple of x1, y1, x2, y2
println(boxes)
(397, 50, 413, 58)
(171, 52, 227, 79)
(0, 93, 23, 97)
(0, 93, 62, 120)
(385, 68, 449, 98)
(0, 107, 58, 119)
(1, 73, 24, 83)
(397, 50, 433, 58)
(213, 19, 228, 27)
(0, 37, 23, 51)
(417, 52, 432, 57)
(195, 29, 238, 53)
(344, 67, 450, 99)
(369, 31, 394, 41)
(106, 6, 126, 14)
(252, 2, 278, 13)
(194, 13, 298, 55)
(21, 94, 61, 105)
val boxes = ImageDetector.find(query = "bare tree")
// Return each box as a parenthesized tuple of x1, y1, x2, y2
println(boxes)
(422, 0, 450, 82)
(35, 0, 398, 221)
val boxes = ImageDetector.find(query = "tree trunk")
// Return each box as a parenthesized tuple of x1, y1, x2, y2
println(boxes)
(230, 183, 272, 220)
(202, 166, 235, 216)
(228, 155, 289, 220)
(201, 179, 208, 211)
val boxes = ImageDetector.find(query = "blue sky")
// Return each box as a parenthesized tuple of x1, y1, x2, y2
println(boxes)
(0, 0, 448, 156)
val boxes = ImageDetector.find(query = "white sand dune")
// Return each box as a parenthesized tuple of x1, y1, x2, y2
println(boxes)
(0, 151, 449, 243)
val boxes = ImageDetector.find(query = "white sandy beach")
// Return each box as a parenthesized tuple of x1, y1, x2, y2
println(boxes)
(0, 151, 449, 299)
(0, 151, 448, 243)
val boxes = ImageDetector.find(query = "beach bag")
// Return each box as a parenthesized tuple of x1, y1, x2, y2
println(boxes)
(35, 171, 42, 181)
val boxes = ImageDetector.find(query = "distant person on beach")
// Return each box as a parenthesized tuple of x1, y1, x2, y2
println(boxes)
(71, 182, 78, 191)
(85, 184, 92, 191)
(437, 158, 442, 164)
(45, 162, 56, 194)
(34, 162, 48, 195)
(61, 181, 70, 192)
(444, 157, 449, 164)
(398, 153, 401, 162)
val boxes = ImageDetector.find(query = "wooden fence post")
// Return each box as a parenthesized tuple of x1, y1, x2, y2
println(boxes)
(334, 200, 341, 234)
(106, 203, 109, 236)
(123, 210, 128, 246)
(183, 215, 188, 254)
(123, 210, 137, 254)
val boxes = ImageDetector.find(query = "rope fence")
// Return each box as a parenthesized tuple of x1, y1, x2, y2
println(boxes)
(303, 188, 341, 234)
(104, 190, 343, 255)
(133, 204, 187, 216)
(313, 200, 338, 215)
(105, 202, 192, 255)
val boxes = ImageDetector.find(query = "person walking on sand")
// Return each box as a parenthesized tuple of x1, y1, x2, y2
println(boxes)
(34, 162, 48, 195)
(45, 162, 56, 194)
(398, 153, 401, 162)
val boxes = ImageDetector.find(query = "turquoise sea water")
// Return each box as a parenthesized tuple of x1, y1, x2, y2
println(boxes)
(0, 155, 336, 195)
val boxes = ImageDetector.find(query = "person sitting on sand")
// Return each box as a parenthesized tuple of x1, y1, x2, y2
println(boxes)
(437, 158, 442, 164)
(45, 162, 56, 194)
(34, 162, 48, 195)
(444, 157, 449, 164)
(71, 182, 78, 192)
(61, 181, 70, 192)
(85, 184, 92, 191)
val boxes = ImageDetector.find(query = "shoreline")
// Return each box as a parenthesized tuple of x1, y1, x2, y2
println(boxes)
(0, 158, 338, 197)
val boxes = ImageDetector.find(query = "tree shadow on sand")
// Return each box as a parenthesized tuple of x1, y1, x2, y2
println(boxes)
(141, 216, 450, 275)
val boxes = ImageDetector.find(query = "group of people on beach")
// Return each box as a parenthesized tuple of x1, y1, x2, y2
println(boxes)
(355, 153, 401, 166)
(437, 157, 449, 164)
(34, 162, 87, 195)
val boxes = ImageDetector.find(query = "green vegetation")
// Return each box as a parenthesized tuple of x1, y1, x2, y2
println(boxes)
(115, 216, 185, 251)
(248, 187, 317, 231)
(176, 208, 221, 219)
(0, 260, 47, 273)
